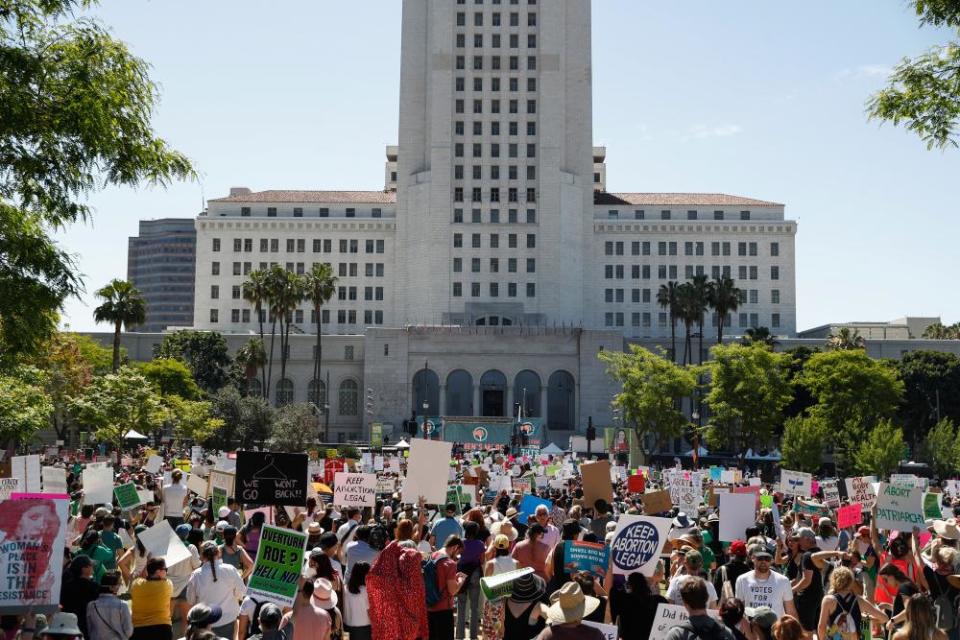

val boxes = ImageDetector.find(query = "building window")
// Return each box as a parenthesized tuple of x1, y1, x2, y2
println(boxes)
(267, 207, 277, 217)
(772, 313, 781, 328)
(526, 282, 535, 297)
(240, 207, 250, 217)
(740, 210, 751, 220)
(453, 282, 462, 297)
(771, 242, 780, 256)
(209, 309, 218, 323)
(211, 262, 220, 275)
(771, 266, 780, 280)
(210, 285, 219, 299)
(212, 238, 221, 252)
(338, 380, 358, 416)
(661, 210, 671, 220)
(772, 289, 780, 304)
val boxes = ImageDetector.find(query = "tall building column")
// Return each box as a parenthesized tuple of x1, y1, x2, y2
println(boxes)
(439, 384, 446, 416)
(473, 384, 480, 417)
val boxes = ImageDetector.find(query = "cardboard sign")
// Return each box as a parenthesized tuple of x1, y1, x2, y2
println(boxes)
(671, 472, 703, 515)
(41, 467, 67, 495)
(375, 476, 396, 495)
(0, 495, 69, 613)
(836, 503, 863, 529)
(401, 439, 453, 505)
(564, 540, 609, 576)
(719, 493, 757, 542)
(187, 473, 209, 497)
(874, 482, 925, 532)
(650, 604, 721, 640)
(10, 455, 42, 493)
(821, 479, 841, 507)
(81, 466, 114, 505)
(582, 621, 618, 640)
(236, 451, 308, 506)
(333, 473, 376, 508)
(136, 520, 191, 568)
(779, 469, 812, 497)
(114, 482, 144, 511)
(145, 455, 163, 474)
(845, 476, 877, 507)
(247, 525, 307, 608)
(0, 478, 21, 501)
(580, 460, 614, 509)
(641, 490, 673, 515)
(609, 515, 671, 576)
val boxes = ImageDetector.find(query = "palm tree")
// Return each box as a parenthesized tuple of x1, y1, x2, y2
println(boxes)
(826, 327, 866, 351)
(675, 282, 700, 365)
(243, 269, 270, 393)
(303, 262, 338, 408)
(268, 266, 304, 403)
(657, 281, 680, 361)
(234, 338, 266, 395)
(709, 276, 741, 345)
(922, 322, 960, 340)
(742, 326, 778, 349)
(689, 274, 711, 364)
(93, 279, 146, 371)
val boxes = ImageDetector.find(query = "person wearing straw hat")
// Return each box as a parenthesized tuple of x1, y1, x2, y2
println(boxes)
(533, 581, 604, 640)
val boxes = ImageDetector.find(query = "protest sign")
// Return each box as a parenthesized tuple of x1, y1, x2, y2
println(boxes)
(720, 469, 737, 484)
(733, 484, 761, 509)
(890, 474, 923, 488)
(137, 490, 154, 506)
(114, 482, 144, 511)
(874, 482, 925, 531)
(82, 466, 114, 505)
(41, 467, 67, 494)
(719, 493, 757, 542)
(564, 540, 609, 576)
(401, 439, 453, 505)
(0, 495, 68, 613)
(609, 515, 671, 576)
(247, 525, 307, 608)
(671, 472, 703, 515)
(135, 520, 192, 567)
(845, 476, 877, 507)
(641, 490, 672, 515)
(333, 473, 376, 508)
(709, 466, 723, 482)
(650, 603, 721, 640)
(837, 503, 863, 529)
(582, 621, 618, 640)
(236, 451, 308, 506)
(446, 485, 473, 514)
(187, 473, 209, 497)
(580, 460, 614, 508)
(760, 494, 773, 509)
(144, 455, 163, 474)
(627, 474, 645, 494)
(749, 477, 762, 487)
(375, 476, 396, 495)
(209, 471, 235, 515)
(10, 455, 41, 493)
(771, 502, 784, 541)
(517, 494, 552, 522)
(779, 469, 812, 497)
(924, 492, 942, 520)
(821, 479, 841, 507)
(0, 478, 21, 501)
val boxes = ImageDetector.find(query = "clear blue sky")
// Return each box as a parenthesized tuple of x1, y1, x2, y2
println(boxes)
(58, 1, 960, 333)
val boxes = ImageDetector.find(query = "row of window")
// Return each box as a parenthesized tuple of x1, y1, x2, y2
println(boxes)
(212, 238, 386, 254)
(456, 97, 537, 115)
(607, 311, 783, 330)
(605, 209, 755, 221)
(454, 165, 536, 181)
(453, 208, 537, 224)
(603, 288, 781, 305)
(457, 0, 538, 5)
(209, 308, 385, 326)
(453, 232, 536, 248)
(210, 261, 386, 278)
(603, 264, 782, 281)
(603, 240, 780, 257)
(455, 120, 537, 136)
(453, 257, 535, 273)
(255, 377, 357, 414)
(456, 76, 537, 93)
(454, 186, 537, 203)
(454, 33, 537, 53)
(455, 141, 537, 159)
(456, 9, 537, 28)
(452, 282, 536, 298)
(238, 207, 384, 218)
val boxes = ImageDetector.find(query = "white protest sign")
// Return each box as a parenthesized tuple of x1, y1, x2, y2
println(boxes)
(650, 603, 721, 640)
(874, 482, 925, 532)
(890, 474, 923, 488)
(334, 472, 377, 508)
(10, 455, 42, 493)
(375, 476, 396, 495)
(137, 490, 155, 506)
(720, 469, 736, 484)
(0, 478, 21, 501)
(401, 439, 453, 505)
(137, 520, 191, 567)
(81, 466, 114, 505)
(749, 477, 762, 487)
(582, 621, 617, 640)
(719, 492, 757, 542)
(374, 456, 384, 471)
(609, 515, 671, 576)
(145, 455, 163, 474)
(187, 473, 208, 497)
(845, 476, 877, 507)
(771, 502, 784, 541)
(821, 479, 841, 507)
(670, 472, 703, 515)
(779, 469, 812, 497)
(41, 467, 67, 494)
(117, 527, 135, 549)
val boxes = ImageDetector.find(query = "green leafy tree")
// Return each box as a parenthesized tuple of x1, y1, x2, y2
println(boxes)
(897, 350, 960, 446)
(783, 346, 820, 419)
(165, 396, 223, 445)
(866, 1, 960, 149)
(0, 0, 193, 364)
(25, 333, 93, 444)
(923, 418, 960, 478)
(242, 270, 270, 393)
(702, 343, 792, 459)
(139, 358, 201, 400)
(303, 263, 337, 402)
(152, 330, 231, 393)
(780, 416, 829, 473)
(229, 338, 266, 396)
(264, 266, 303, 403)
(799, 350, 904, 457)
(709, 276, 741, 345)
(922, 322, 960, 339)
(93, 279, 146, 372)
(269, 403, 319, 452)
(598, 345, 697, 454)
(70, 366, 165, 452)
(239, 396, 275, 449)
(0, 366, 53, 447)
(826, 327, 866, 351)
(741, 326, 778, 349)
(210, 386, 244, 450)
(854, 420, 907, 478)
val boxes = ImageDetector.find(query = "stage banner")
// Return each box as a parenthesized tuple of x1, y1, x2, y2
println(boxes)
(438, 418, 544, 449)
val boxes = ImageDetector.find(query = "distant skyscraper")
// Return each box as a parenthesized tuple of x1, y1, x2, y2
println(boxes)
(127, 218, 196, 332)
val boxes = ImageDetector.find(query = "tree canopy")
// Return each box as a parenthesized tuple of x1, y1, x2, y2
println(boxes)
(153, 330, 231, 393)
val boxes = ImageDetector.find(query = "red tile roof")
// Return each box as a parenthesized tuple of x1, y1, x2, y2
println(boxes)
(209, 190, 397, 204)
(595, 192, 783, 207)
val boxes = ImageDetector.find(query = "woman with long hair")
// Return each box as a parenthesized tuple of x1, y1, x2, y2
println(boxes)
(185, 542, 246, 639)
(119, 526, 152, 583)
(611, 570, 667, 640)
(237, 510, 265, 562)
(892, 594, 948, 640)
(367, 525, 429, 640)
(343, 561, 371, 640)
(218, 525, 253, 580)
(878, 563, 919, 628)
(817, 566, 889, 640)
(772, 615, 805, 640)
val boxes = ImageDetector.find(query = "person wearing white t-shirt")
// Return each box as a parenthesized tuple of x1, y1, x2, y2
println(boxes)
(735, 545, 798, 619)
(162, 469, 189, 527)
(666, 549, 718, 608)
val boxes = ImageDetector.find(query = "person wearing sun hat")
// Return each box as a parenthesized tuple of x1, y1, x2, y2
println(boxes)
(533, 581, 605, 640)
(504, 572, 549, 640)
(281, 577, 335, 640)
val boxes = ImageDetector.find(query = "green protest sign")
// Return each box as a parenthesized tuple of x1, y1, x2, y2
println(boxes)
(924, 492, 942, 520)
(446, 485, 473, 515)
(114, 482, 143, 510)
(247, 525, 307, 607)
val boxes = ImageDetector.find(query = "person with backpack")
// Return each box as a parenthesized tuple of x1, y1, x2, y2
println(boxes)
(916, 545, 960, 638)
(816, 566, 889, 640)
(665, 577, 736, 640)
(427, 536, 468, 640)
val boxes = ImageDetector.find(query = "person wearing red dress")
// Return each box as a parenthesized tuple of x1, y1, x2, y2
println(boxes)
(368, 521, 429, 640)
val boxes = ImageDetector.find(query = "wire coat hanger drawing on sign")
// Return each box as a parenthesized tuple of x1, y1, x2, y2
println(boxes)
(252, 455, 288, 481)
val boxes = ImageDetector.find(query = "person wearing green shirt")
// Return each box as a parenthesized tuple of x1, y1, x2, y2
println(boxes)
(77, 530, 117, 583)
(100, 515, 124, 556)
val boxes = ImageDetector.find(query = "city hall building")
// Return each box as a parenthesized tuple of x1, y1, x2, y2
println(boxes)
(159, 1, 797, 445)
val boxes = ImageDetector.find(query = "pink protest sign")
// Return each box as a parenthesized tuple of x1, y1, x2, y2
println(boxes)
(734, 485, 761, 508)
(836, 503, 863, 529)
(811, 479, 820, 496)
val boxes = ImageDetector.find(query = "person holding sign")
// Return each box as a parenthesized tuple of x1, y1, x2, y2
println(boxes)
(664, 578, 735, 640)
(734, 545, 798, 619)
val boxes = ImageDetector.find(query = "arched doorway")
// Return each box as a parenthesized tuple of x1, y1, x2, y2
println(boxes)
(480, 370, 507, 417)
(547, 371, 576, 431)
(513, 370, 542, 417)
(445, 370, 473, 416)
(275, 378, 294, 406)
(412, 368, 440, 417)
